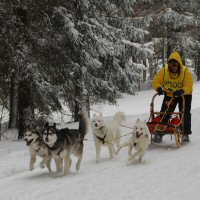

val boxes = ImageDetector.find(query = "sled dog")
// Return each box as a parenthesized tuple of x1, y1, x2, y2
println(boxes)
(24, 128, 52, 172)
(91, 111, 125, 162)
(116, 118, 150, 163)
(43, 111, 88, 175)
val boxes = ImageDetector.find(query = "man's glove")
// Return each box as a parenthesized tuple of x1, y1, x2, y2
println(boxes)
(173, 89, 184, 97)
(157, 87, 164, 95)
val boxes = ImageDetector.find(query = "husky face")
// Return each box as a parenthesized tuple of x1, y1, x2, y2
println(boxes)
(91, 114, 105, 130)
(43, 123, 58, 147)
(133, 118, 149, 139)
(24, 129, 40, 146)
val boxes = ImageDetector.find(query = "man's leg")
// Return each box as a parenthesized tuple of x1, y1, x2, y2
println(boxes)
(178, 95, 192, 141)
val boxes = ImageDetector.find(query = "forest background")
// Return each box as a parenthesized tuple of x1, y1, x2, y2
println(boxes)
(1, 0, 200, 138)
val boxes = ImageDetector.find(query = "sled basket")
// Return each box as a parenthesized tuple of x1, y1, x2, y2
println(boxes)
(147, 115, 181, 133)
(146, 93, 185, 148)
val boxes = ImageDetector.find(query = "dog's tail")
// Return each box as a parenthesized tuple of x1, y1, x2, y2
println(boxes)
(78, 111, 89, 139)
(113, 111, 126, 124)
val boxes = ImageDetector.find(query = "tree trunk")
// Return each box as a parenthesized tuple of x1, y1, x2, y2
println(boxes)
(142, 60, 147, 83)
(196, 58, 200, 81)
(86, 94, 90, 118)
(8, 73, 19, 128)
(162, 37, 166, 67)
(73, 67, 88, 121)
(148, 58, 154, 80)
(18, 80, 34, 138)
(73, 100, 79, 122)
(167, 39, 172, 59)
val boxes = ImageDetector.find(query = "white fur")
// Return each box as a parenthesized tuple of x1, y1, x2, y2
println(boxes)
(116, 118, 150, 163)
(91, 111, 125, 162)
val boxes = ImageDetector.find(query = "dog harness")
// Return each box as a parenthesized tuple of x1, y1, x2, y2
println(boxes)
(95, 126, 107, 144)
(34, 138, 43, 152)
(95, 134, 106, 144)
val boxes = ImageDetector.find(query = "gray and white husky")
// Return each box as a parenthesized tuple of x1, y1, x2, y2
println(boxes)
(43, 111, 89, 176)
(24, 128, 53, 172)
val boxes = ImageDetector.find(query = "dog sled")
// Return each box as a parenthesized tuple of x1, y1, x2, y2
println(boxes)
(146, 93, 185, 148)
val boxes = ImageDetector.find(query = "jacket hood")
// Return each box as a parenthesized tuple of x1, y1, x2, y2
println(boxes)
(168, 51, 183, 67)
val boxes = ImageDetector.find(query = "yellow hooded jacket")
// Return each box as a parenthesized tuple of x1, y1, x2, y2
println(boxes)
(152, 51, 193, 97)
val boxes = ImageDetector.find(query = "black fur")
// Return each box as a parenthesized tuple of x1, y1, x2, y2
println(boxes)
(43, 111, 88, 155)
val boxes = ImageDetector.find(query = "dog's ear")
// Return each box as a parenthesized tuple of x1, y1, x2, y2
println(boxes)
(53, 123, 56, 128)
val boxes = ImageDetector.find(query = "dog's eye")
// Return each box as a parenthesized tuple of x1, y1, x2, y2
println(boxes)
(98, 120, 100, 122)
(135, 127, 138, 129)
(140, 128, 143, 131)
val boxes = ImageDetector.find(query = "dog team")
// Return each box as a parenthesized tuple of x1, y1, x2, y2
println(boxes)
(24, 111, 151, 175)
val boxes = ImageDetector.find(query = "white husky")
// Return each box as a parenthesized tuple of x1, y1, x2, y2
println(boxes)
(91, 111, 125, 162)
(116, 118, 150, 163)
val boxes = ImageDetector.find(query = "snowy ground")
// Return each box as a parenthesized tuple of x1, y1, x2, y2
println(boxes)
(1, 82, 200, 200)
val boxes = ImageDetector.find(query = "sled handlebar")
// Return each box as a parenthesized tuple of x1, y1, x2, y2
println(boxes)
(151, 93, 185, 114)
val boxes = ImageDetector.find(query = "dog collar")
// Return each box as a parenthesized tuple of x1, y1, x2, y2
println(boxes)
(98, 126, 105, 130)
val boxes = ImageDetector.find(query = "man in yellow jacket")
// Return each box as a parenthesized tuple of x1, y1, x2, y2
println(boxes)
(152, 51, 194, 143)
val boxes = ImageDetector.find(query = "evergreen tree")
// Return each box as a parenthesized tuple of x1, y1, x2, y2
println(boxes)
(48, 0, 153, 120)
(0, 0, 62, 136)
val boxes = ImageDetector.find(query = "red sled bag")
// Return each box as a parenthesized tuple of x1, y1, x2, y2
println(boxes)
(170, 116, 180, 126)
(153, 116, 162, 122)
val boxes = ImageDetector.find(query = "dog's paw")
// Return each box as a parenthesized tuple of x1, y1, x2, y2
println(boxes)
(56, 169, 62, 173)
(128, 156, 134, 161)
(76, 164, 80, 171)
(109, 155, 114, 159)
(138, 157, 143, 163)
(47, 168, 52, 173)
(115, 148, 120, 155)
(39, 162, 45, 169)
(30, 165, 34, 171)
(57, 167, 63, 173)
(95, 159, 100, 164)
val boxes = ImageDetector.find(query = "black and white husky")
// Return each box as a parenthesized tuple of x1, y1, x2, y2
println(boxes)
(24, 128, 52, 172)
(43, 111, 88, 175)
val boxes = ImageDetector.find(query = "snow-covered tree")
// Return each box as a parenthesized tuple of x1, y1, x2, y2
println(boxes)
(0, 0, 62, 136)
(132, 0, 200, 80)
(49, 0, 153, 119)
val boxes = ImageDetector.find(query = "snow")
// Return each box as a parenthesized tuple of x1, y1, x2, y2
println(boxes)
(1, 82, 200, 200)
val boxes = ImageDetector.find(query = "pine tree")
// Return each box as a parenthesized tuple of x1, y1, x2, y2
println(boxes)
(0, 0, 63, 136)
(48, 0, 153, 120)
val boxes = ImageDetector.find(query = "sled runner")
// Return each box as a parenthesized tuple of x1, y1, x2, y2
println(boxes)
(146, 93, 185, 148)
